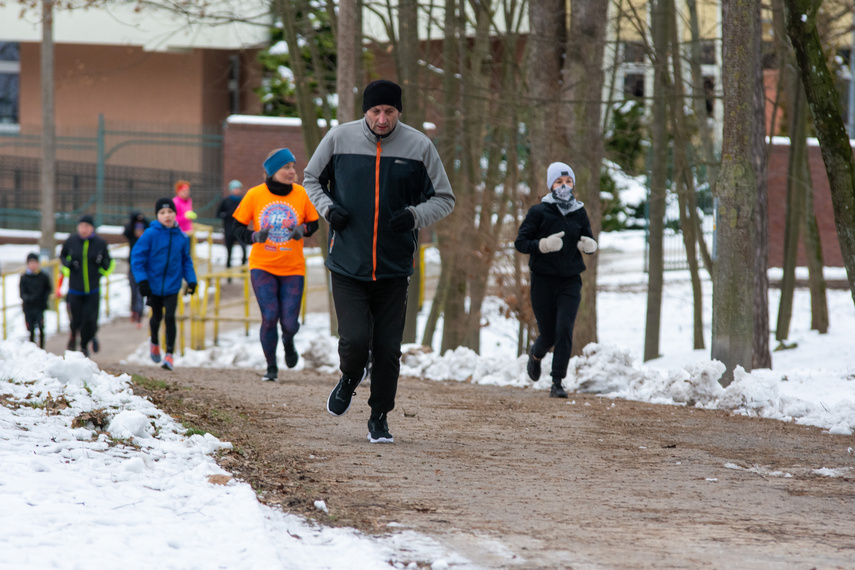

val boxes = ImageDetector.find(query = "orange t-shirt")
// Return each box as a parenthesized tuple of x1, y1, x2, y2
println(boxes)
(232, 182, 319, 276)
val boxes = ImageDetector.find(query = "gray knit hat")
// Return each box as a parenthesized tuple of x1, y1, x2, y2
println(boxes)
(546, 162, 575, 190)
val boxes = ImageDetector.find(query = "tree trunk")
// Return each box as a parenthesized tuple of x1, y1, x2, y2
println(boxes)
(803, 167, 829, 333)
(686, 0, 719, 192)
(397, 0, 423, 344)
(751, 0, 771, 369)
(336, 0, 357, 123)
(644, 0, 669, 361)
(712, 0, 757, 386)
(276, 0, 335, 333)
(776, 80, 808, 343)
(39, 0, 56, 258)
(562, 0, 608, 356)
(668, 0, 704, 350)
(784, 0, 855, 307)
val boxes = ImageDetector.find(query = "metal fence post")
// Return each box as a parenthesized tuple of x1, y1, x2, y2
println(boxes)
(95, 114, 105, 226)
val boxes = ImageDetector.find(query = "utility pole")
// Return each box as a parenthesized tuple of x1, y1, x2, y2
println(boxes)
(39, 0, 56, 260)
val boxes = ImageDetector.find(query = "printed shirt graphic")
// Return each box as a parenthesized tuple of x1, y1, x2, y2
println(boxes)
(232, 182, 319, 276)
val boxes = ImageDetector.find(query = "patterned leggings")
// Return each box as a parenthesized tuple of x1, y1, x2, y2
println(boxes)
(250, 269, 304, 369)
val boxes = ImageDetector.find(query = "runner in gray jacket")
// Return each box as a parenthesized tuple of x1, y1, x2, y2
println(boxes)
(304, 79, 455, 444)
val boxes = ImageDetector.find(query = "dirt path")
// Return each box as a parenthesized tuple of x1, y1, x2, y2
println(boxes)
(101, 362, 855, 569)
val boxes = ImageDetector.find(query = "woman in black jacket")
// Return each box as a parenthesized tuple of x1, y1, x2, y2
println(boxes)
(514, 162, 598, 398)
(123, 211, 149, 324)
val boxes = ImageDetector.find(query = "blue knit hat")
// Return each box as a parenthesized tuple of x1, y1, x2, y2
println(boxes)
(263, 148, 296, 176)
(228, 179, 243, 191)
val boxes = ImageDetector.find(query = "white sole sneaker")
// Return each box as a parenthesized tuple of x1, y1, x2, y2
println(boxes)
(367, 433, 394, 444)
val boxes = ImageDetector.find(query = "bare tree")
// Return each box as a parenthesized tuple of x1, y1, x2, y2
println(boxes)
(712, 0, 759, 386)
(784, 0, 855, 307)
(644, 0, 669, 361)
(561, 0, 609, 356)
(667, 0, 705, 350)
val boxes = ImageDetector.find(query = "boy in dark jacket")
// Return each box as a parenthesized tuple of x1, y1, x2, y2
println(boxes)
(123, 211, 149, 324)
(19, 253, 52, 348)
(216, 179, 247, 277)
(60, 214, 115, 357)
(130, 197, 197, 371)
(515, 162, 598, 398)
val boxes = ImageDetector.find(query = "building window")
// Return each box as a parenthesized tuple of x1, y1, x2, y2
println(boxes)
(624, 74, 645, 99)
(0, 42, 20, 126)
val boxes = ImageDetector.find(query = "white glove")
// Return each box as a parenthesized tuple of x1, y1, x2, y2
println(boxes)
(577, 236, 598, 254)
(538, 231, 565, 254)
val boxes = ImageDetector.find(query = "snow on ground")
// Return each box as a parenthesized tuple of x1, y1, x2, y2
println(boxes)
(0, 342, 474, 570)
(3, 229, 855, 568)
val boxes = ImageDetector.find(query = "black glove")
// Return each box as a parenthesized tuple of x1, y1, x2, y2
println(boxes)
(185, 282, 197, 295)
(389, 208, 416, 232)
(71, 259, 81, 271)
(252, 228, 270, 243)
(290, 224, 305, 240)
(138, 280, 152, 297)
(327, 206, 350, 231)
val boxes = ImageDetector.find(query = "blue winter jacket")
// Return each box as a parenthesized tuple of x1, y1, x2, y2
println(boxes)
(130, 220, 197, 297)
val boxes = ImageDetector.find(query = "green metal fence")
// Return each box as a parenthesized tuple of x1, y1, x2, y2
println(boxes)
(0, 115, 224, 233)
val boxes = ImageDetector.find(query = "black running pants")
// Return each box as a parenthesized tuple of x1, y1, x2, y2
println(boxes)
(330, 272, 409, 415)
(67, 292, 100, 350)
(148, 293, 179, 353)
(530, 272, 583, 380)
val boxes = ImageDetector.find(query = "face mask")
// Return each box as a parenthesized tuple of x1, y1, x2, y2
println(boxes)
(552, 183, 574, 202)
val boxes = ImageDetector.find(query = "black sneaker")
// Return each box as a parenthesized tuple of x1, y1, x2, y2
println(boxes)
(284, 338, 299, 369)
(367, 413, 394, 444)
(527, 348, 542, 381)
(92, 337, 100, 353)
(550, 380, 568, 398)
(326, 371, 364, 416)
(262, 365, 278, 382)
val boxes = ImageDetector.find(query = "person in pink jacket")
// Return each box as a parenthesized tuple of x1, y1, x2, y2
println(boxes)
(173, 180, 197, 233)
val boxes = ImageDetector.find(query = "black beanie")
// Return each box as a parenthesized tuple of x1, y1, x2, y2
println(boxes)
(78, 214, 95, 226)
(362, 80, 403, 113)
(27, 252, 39, 263)
(155, 197, 177, 215)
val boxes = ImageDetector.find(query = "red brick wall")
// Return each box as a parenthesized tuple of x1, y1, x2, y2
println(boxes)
(767, 142, 843, 267)
(222, 117, 316, 196)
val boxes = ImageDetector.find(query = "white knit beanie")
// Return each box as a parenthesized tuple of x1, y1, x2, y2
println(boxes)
(546, 162, 575, 190)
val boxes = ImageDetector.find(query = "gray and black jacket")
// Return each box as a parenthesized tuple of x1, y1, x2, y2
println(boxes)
(303, 118, 455, 281)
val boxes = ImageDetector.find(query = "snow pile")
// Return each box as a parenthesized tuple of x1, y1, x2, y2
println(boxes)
(0, 341, 476, 569)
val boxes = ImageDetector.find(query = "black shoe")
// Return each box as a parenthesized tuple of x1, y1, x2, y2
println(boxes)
(81, 347, 90, 358)
(67, 334, 77, 352)
(527, 348, 542, 381)
(327, 372, 364, 416)
(550, 380, 568, 398)
(262, 365, 278, 382)
(367, 412, 394, 444)
(92, 337, 100, 353)
(284, 338, 299, 369)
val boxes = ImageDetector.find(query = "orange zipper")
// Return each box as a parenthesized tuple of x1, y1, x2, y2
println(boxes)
(372, 139, 382, 280)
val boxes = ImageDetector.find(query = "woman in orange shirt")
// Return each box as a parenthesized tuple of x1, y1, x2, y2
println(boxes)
(233, 148, 319, 381)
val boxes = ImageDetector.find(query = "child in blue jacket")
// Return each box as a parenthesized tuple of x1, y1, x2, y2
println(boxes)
(130, 197, 197, 370)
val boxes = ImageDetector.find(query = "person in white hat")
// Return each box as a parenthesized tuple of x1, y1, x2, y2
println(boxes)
(514, 161, 598, 398)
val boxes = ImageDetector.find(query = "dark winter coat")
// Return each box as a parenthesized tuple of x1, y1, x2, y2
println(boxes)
(303, 119, 455, 281)
(20, 270, 52, 313)
(514, 202, 594, 278)
(60, 233, 115, 295)
(217, 195, 242, 234)
(123, 212, 150, 250)
(130, 220, 197, 297)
